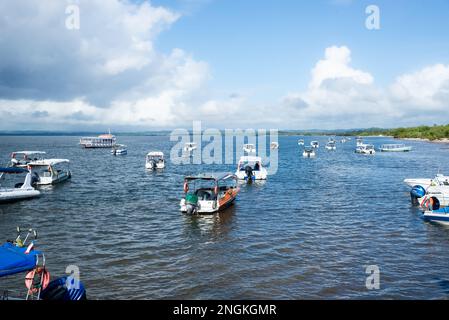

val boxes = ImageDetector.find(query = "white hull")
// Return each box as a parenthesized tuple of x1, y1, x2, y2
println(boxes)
(325, 146, 336, 150)
(145, 162, 165, 170)
(0, 188, 40, 203)
(404, 178, 433, 189)
(303, 152, 316, 158)
(36, 172, 71, 185)
(423, 211, 449, 225)
(235, 169, 267, 180)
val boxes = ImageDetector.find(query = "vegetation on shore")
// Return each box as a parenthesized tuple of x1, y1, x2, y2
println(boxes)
(350, 124, 449, 141)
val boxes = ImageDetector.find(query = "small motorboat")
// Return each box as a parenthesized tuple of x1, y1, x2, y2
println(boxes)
(356, 137, 364, 147)
(111, 144, 127, 155)
(325, 141, 337, 151)
(180, 173, 240, 214)
(145, 151, 165, 170)
(0, 228, 87, 300)
(270, 142, 279, 150)
(0, 167, 40, 203)
(183, 142, 197, 152)
(9, 151, 46, 168)
(404, 173, 449, 189)
(243, 144, 256, 154)
(406, 174, 449, 207)
(311, 141, 319, 149)
(298, 139, 305, 146)
(379, 144, 412, 152)
(27, 159, 71, 186)
(235, 156, 268, 181)
(303, 146, 316, 158)
(355, 144, 375, 155)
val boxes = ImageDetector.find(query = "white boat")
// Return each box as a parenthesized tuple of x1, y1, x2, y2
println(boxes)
(235, 156, 267, 181)
(27, 159, 71, 186)
(423, 207, 449, 225)
(341, 138, 347, 143)
(9, 151, 46, 167)
(183, 142, 197, 152)
(355, 144, 375, 155)
(0, 167, 40, 203)
(180, 173, 239, 214)
(406, 174, 449, 207)
(379, 144, 412, 152)
(311, 141, 319, 148)
(270, 142, 279, 150)
(80, 131, 116, 148)
(111, 144, 127, 155)
(302, 146, 316, 158)
(325, 141, 336, 150)
(356, 137, 364, 147)
(146, 152, 165, 170)
(243, 144, 256, 154)
(404, 173, 449, 189)
(298, 139, 305, 146)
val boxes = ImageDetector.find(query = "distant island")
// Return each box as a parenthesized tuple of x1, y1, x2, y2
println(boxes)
(347, 124, 449, 142)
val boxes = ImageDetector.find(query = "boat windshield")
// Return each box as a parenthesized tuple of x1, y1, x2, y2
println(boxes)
(238, 160, 262, 171)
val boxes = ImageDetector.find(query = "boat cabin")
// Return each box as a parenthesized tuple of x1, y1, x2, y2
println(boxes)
(27, 159, 71, 185)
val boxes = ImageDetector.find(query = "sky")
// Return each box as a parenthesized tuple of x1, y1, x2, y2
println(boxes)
(0, 0, 448, 131)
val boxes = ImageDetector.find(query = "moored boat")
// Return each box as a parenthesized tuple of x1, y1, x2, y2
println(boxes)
(27, 159, 71, 185)
(80, 131, 116, 148)
(235, 156, 267, 181)
(243, 144, 256, 154)
(270, 142, 279, 150)
(311, 141, 319, 148)
(379, 144, 412, 152)
(146, 151, 165, 170)
(298, 139, 305, 146)
(325, 141, 336, 150)
(183, 142, 197, 152)
(423, 207, 449, 226)
(111, 144, 127, 155)
(302, 146, 316, 158)
(180, 173, 239, 214)
(0, 167, 40, 203)
(355, 144, 375, 155)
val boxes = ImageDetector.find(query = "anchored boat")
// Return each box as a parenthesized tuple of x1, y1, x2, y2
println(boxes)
(298, 139, 305, 146)
(355, 144, 375, 155)
(243, 144, 256, 154)
(423, 207, 449, 225)
(270, 142, 279, 150)
(406, 174, 449, 207)
(311, 141, 320, 149)
(0, 167, 40, 203)
(183, 142, 197, 152)
(9, 151, 46, 168)
(79, 131, 116, 148)
(325, 141, 336, 150)
(146, 152, 165, 170)
(27, 159, 71, 186)
(180, 173, 239, 214)
(379, 144, 412, 152)
(303, 146, 316, 158)
(111, 144, 127, 155)
(235, 156, 267, 181)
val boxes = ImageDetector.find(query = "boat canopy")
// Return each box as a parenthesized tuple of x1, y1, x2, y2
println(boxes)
(147, 151, 164, 157)
(238, 156, 262, 163)
(0, 243, 41, 278)
(185, 172, 236, 182)
(12, 151, 46, 156)
(0, 167, 29, 174)
(27, 159, 70, 166)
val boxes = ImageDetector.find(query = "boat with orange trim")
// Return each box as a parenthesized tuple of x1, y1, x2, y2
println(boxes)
(180, 173, 239, 215)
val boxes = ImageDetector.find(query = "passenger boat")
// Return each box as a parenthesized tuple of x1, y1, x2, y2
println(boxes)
(379, 144, 412, 152)
(111, 144, 127, 155)
(243, 144, 256, 153)
(235, 156, 268, 181)
(303, 146, 316, 158)
(325, 141, 337, 150)
(298, 139, 305, 146)
(183, 142, 197, 152)
(423, 207, 449, 225)
(79, 131, 116, 148)
(355, 144, 375, 155)
(9, 151, 46, 167)
(0, 167, 40, 203)
(27, 159, 71, 185)
(311, 141, 319, 148)
(180, 173, 239, 214)
(406, 174, 449, 207)
(0, 228, 87, 300)
(145, 152, 165, 170)
(270, 142, 279, 150)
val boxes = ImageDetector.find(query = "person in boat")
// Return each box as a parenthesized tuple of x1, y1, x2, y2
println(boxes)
(254, 162, 260, 171)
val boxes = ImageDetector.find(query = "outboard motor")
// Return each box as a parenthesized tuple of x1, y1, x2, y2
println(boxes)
(244, 166, 254, 183)
(410, 185, 426, 206)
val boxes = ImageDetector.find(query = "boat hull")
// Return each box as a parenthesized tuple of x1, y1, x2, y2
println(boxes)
(423, 210, 449, 225)
(180, 189, 239, 214)
(0, 189, 40, 203)
(35, 172, 71, 186)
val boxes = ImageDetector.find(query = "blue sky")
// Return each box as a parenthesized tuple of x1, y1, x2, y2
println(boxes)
(0, 0, 448, 130)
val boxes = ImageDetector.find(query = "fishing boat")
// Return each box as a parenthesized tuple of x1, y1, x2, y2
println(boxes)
(180, 173, 239, 214)
(298, 139, 305, 146)
(235, 156, 268, 181)
(0, 167, 40, 203)
(311, 141, 319, 148)
(423, 207, 449, 225)
(79, 131, 116, 148)
(9, 151, 46, 168)
(303, 146, 316, 158)
(355, 144, 375, 155)
(183, 142, 197, 152)
(27, 159, 71, 185)
(270, 142, 279, 150)
(379, 144, 412, 152)
(243, 144, 256, 153)
(325, 141, 337, 150)
(145, 151, 165, 170)
(0, 228, 87, 300)
(111, 144, 127, 155)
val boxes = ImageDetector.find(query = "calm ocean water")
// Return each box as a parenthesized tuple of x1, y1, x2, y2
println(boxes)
(1, 135, 449, 299)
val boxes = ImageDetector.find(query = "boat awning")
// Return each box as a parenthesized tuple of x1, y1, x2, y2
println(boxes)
(0, 243, 41, 278)
(238, 156, 262, 162)
(12, 151, 46, 156)
(0, 167, 28, 174)
(147, 151, 164, 157)
(27, 159, 70, 166)
(185, 172, 236, 181)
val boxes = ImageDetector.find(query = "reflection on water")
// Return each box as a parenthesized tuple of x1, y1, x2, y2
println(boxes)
(1, 135, 449, 299)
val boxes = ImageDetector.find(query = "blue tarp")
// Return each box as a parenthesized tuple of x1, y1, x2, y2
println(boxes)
(0, 167, 28, 174)
(0, 242, 41, 277)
